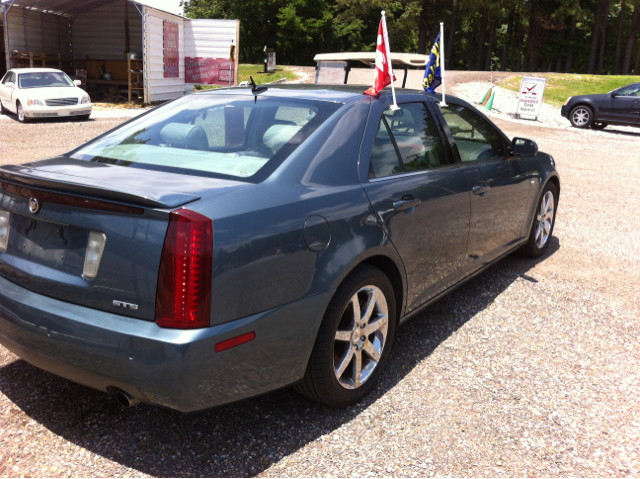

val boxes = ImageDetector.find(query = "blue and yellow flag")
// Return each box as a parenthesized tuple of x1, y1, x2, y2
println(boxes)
(423, 33, 441, 93)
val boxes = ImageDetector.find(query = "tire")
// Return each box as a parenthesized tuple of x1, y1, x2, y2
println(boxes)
(294, 265, 397, 407)
(77, 115, 91, 121)
(569, 105, 593, 128)
(17, 102, 29, 123)
(591, 122, 607, 130)
(520, 182, 558, 258)
(0, 101, 6, 115)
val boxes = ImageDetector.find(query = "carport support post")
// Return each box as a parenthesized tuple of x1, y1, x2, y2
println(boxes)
(3, 0, 16, 71)
(440, 22, 447, 107)
(69, 16, 75, 71)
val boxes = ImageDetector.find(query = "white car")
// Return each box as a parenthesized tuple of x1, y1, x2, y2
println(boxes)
(0, 68, 92, 122)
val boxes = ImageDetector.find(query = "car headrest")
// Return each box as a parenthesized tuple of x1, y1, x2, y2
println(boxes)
(160, 123, 209, 151)
(263, 124, 302, 154)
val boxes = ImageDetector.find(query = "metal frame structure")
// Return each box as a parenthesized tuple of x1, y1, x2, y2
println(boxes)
(3, 0, 17, 71)
(0, 0, 179, 73)
(313, 52, 431, 88)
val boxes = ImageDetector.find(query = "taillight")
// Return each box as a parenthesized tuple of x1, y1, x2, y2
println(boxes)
(156, 209, 213, 329)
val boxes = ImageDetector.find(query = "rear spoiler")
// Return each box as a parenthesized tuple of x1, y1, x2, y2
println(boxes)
(0, 164, 200, 211)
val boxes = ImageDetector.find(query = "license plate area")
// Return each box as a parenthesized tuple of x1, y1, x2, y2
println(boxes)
(6, 213, 88, 276)
(58, 109, 71, 116)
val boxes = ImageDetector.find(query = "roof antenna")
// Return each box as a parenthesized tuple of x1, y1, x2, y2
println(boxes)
(249, 76, 268, 99)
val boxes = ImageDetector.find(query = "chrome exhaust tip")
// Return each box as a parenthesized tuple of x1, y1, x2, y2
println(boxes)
(114, 390, 140, 408)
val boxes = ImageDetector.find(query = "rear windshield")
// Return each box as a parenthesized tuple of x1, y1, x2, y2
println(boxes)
(19, 72, 74, 89)
(70, 94, 341, 182)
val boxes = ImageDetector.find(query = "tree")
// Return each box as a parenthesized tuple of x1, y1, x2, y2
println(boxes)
(613, 0, 626, 74)
(182, 0, 636, 75)
(476, 6, 489, 70)
(597, 0, 610, 74)
(500, 7, 515, 71)
(276, 0, 334, 65)
(623, 3, 640, 74)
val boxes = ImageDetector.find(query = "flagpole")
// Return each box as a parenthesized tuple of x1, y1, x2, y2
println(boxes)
(440, 22, 447, 107)
(381, 11, 400, 111)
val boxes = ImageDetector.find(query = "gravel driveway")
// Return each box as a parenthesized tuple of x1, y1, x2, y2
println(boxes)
(0, 107, 639, 477)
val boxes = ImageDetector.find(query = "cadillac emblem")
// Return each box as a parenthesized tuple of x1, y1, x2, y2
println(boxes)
(28, 197, 41, 214)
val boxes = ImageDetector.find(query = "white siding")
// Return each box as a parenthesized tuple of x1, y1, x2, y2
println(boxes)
(183, 18, 239, 92)
(144, 6, 185, 103)
(73, 0, 143, 60)
(183, 19, 237, 58)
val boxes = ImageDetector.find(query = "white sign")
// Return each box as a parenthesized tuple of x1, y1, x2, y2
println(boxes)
(266, 51, 276, 72)
(516, 77, 547, 119)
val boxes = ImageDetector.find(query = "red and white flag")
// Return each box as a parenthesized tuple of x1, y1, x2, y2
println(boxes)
(364, 13, 397, 99)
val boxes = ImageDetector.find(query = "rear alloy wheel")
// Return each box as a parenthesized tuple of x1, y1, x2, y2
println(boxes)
(569, 105, 593, 128)
(294, 265, 396, 406)
(521, 182, 558, 258)
(591, 122, 607, 130)
(17, 102, 28, 123)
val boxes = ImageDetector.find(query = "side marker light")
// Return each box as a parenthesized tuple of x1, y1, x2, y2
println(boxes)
(215, 332, 256, 353)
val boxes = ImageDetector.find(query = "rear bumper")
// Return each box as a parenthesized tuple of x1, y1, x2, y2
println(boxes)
(0, 275, 332, 412)
(560, 105, 569, 119)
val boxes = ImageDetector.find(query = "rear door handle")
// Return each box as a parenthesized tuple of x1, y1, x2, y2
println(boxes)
(472, 183, 491, 196)
(393, 196, 421, 211)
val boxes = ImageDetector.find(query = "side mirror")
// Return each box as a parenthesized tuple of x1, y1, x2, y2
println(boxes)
(512, 137, 538, 156)
(73, 79, 82, 86)
(5, 82, 15, 89)
(610, 91, 617, 98)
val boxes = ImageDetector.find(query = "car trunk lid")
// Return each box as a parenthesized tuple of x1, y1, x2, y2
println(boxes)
(0, 158, 249, 321)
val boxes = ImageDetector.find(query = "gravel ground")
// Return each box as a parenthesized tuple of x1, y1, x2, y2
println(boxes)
(1, 91, 640, 478)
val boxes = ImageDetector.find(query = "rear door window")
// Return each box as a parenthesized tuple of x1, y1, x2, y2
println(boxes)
(384, 103, 447, 172)
(369, 102, 448, 179)
(370, 119, 403, 178)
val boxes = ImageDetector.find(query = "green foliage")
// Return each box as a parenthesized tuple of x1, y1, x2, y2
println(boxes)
(182, 0, 640, 74)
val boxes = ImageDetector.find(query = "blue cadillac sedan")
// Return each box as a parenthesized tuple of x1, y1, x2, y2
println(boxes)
(0, 85, 559, 411)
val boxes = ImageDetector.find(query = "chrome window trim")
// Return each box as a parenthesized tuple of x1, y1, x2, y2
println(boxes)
(368, 164, 460, 183)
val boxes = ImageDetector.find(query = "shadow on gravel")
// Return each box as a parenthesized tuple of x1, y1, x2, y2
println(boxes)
(0, 239, 559, 477)
(0, 113, 93, 124)
(592, 126, 640, 138)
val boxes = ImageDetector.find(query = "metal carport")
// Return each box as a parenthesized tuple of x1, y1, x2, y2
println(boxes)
(1, 0, 239, 102)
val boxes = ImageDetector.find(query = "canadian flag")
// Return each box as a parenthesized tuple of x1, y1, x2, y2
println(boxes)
(363, 16, 396, 97)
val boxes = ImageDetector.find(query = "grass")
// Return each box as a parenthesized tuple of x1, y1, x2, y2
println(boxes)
(238, 64, 300, 84)
(195, 64, 301, 91)
(498, 73, 640, 107)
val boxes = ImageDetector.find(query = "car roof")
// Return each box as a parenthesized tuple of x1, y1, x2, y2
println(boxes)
(199, 84, 430, 104)
(10, 68, 65, 74)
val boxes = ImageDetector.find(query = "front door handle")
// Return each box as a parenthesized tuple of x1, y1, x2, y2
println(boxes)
(472, 183, 491, 196)
(393, 195, 421, 212)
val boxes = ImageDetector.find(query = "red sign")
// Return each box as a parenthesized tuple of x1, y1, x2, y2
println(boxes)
(185, 57, 234, 85)
(163, 21, 179, 78)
